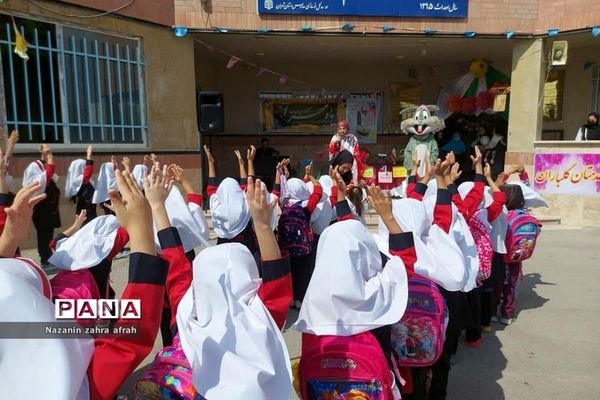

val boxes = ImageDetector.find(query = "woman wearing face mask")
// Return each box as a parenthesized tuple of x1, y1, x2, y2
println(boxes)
(575, 112, 600, 141)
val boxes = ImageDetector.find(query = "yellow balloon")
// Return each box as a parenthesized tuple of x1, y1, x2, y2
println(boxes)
(470, 58, 488, 79)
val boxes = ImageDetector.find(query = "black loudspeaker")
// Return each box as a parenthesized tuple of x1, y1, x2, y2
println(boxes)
(197, 91, 224, 133)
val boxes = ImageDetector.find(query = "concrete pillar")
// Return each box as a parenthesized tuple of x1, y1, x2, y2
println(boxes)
(506, 39, 545, 168)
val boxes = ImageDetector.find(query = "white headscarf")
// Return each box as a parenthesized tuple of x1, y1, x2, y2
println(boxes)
(210, 178, 251, 239)
(318, 175, 338, 223)
(0, 258, 94, 400)
(49, 215, 120, 271)
(65, 159, 94, 198)
(23, 160, 57, 195)
(373, 198, 467, 292)
(154, 186, 211, 252)
(505, 181, 548, 208)
(132, 164, 148, 190)
(306, 181, 332, 235)
(457, 182, 493, 209)
(294, 220, 409, 336)
(421, 194, 478, 292)
(176, 243, 292, 400)
(286, 178, 310, 207)
(92, 162, 117, 204)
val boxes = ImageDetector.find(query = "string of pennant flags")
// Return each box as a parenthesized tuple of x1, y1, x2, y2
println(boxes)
(194, 38, 328, 92)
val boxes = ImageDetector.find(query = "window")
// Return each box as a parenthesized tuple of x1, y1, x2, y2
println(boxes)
(543, 69, 564, 121)
(0, 14, 146, 145)
(593, 66, 600, 116)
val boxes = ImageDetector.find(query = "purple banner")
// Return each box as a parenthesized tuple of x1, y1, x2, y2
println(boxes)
(534, 153, 600, 195)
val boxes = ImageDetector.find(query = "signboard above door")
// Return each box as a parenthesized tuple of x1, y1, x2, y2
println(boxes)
(258, 0, 468, 18)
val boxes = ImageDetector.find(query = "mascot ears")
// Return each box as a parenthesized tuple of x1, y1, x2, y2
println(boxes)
(400, 104, 440, 117)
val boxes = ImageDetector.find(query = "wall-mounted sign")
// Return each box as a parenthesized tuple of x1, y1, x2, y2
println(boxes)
(534, 153, 600, 195)
(258, 0, 468, 18)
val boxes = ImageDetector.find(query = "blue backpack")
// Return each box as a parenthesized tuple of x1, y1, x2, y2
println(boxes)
(277, 203, 314, 257)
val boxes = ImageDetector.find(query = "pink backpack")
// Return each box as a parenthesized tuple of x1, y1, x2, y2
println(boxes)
(391, 275, 447, 367)
(299, 331, 395, 400)
(504, 209, 541, 264)
(135, 334, 204, 400)
(50, 270, 101, 303)
(468, 210, 493, 284)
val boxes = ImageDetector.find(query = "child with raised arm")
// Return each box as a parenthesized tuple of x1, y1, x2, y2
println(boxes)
(205, 145, 258, 255)
(65, 145, 97, 224)
(0, 171, 169, 400)
(23, 144, 62, 267)
(136, 176, 293, 399)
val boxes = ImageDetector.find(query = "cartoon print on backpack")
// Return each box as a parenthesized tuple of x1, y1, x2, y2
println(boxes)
(391, 324, 414, 358)
(504, 209, 541, 263)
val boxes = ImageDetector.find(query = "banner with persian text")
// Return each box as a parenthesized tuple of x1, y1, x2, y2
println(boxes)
(534, 153, 600, 195)
(258, 0, 468, 18)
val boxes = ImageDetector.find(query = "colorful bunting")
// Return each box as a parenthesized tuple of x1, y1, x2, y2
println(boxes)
(12, 18, 28, 61)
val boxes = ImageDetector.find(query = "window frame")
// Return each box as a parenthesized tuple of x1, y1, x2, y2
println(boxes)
(0, 11, 148, 151)
(593, 65, 600, 116)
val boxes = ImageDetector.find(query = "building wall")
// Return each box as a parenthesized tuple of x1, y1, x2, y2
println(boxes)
(176, 0, 600, 34)
(543, 44, 600, 140)
(56, 0, 174, 26)
(2, 1, 201, 252)
(196, 51, 512, 177)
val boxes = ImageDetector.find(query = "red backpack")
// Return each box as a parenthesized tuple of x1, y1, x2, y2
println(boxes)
(299, 332, 396, 400)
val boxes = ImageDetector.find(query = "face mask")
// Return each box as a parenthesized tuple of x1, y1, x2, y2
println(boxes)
(341, 170, 353, 185)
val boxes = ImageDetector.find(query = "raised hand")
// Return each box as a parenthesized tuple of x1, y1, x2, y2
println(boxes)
(247, 177, 280, 261)
(247, 145, 256, 161)
(368, 185, 402, 234)
(450, 162, 462, 183)
(234, 149, 243, 162)
(62, 210, 88, 237)
(411, 151, 420, 176)
(86, 144, 93, 160)
(144, 163, 173, 209)
(108, 170, 154, 255)
(203, 145, 215, 164)
(121, 157, 131, 173)
(304, 162, 313, 178)
(446, 151, 456, 165)
(470, 145, 483, 174)
(0, 183, 47, 256)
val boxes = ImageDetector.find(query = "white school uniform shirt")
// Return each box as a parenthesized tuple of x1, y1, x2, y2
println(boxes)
(176, 243, 292, 400)
(0, 258, 94, 399)
(209, 178, 251, 239)
(23, 160, 58, 195)
(49, 215, 120, 270)
(373, 198, 467, 292)
(65, 159, 94, 198)
(422, 187, 478, 292)
(92, 162, 117, 204)
(294, 219, 409, 336)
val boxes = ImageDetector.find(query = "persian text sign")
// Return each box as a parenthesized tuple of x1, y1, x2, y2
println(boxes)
(258, 1, 468, 18)
(534, 153, 600, 195)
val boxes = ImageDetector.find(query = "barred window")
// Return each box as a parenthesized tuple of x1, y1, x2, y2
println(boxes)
(0, 14, 146, 146)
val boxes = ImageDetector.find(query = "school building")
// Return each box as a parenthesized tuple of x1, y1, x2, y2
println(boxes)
(1, 0, 600, 243)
